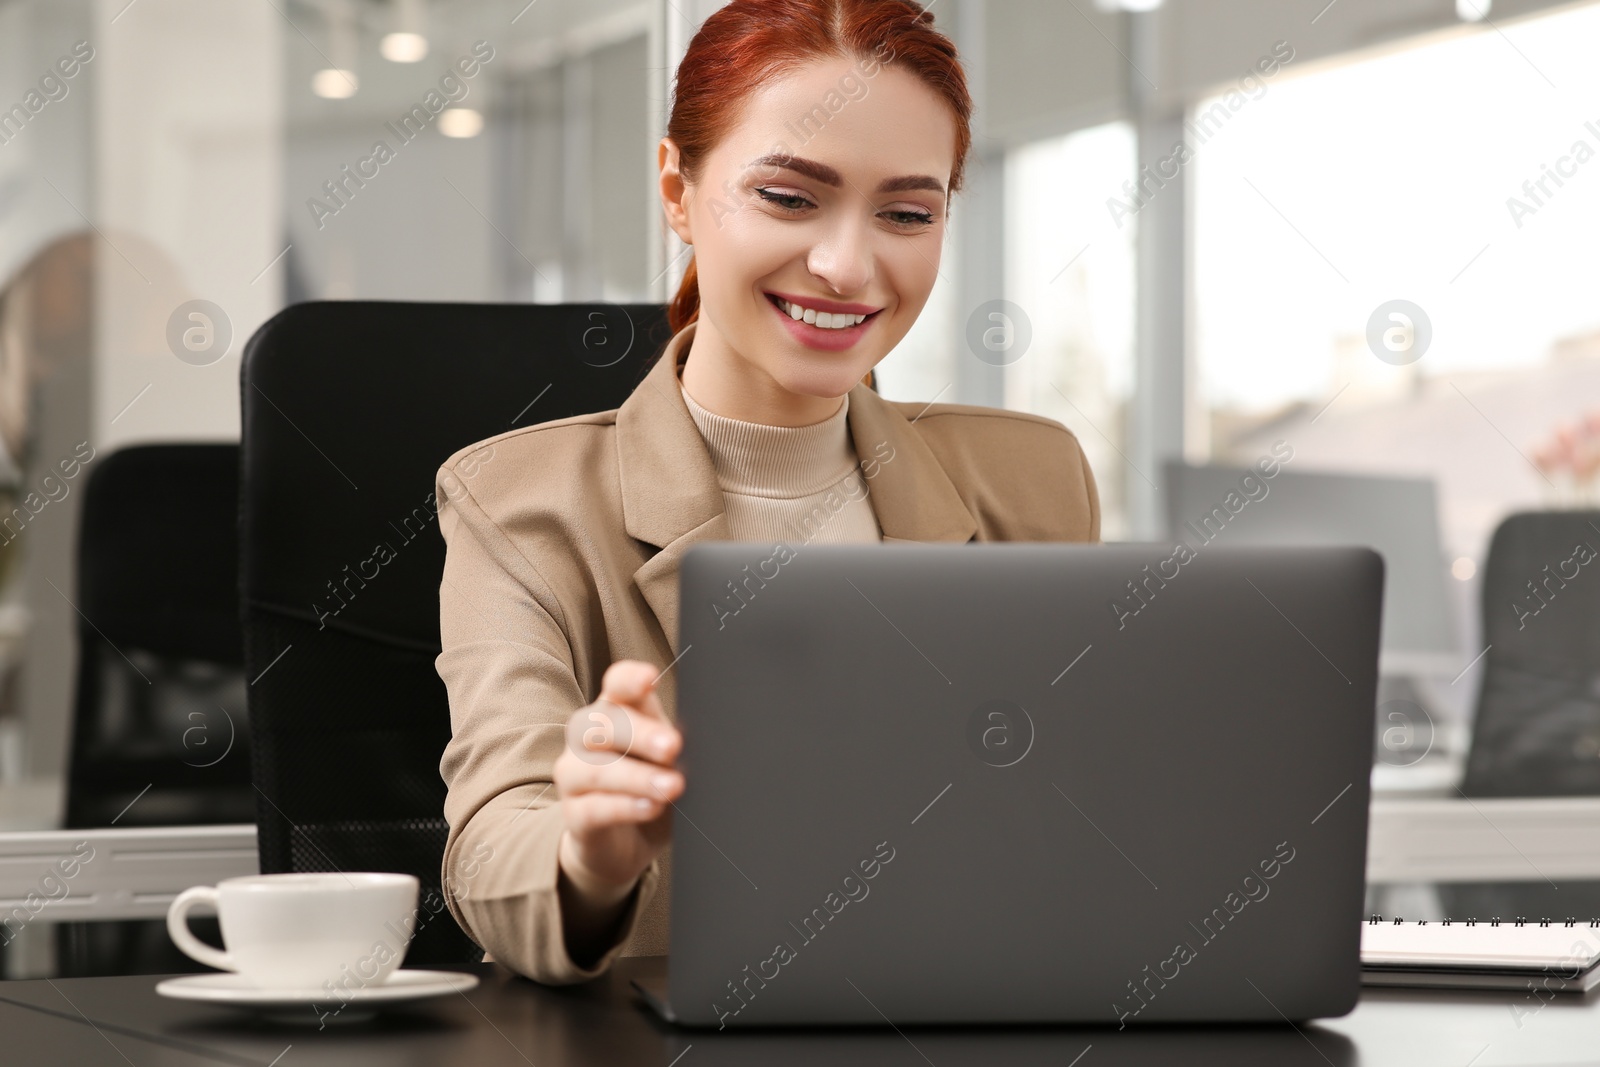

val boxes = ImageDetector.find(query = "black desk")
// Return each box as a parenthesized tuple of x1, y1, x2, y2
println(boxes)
(0, 956, 1593, 1066)
(0, 997, 230, 1067)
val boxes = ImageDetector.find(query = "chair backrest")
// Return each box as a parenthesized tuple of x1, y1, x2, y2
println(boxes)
(66, 443, 253, 829)
(1462, 509, 1600, 796)
(239, 300, 670, 964)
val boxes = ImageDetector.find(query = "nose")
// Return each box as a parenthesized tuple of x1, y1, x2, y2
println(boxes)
(805, 212, 874, 298)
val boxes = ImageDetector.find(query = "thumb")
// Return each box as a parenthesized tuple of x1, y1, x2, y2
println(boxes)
(599, 659, 665, 717)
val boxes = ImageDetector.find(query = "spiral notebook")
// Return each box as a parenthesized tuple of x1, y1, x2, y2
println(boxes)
(1361, 917, 1600, 992)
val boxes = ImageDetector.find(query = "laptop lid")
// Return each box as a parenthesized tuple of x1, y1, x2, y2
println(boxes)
(665, 543, 1381, 1027)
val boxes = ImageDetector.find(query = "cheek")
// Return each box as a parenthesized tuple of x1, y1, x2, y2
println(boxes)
(696, 212, 797, 304)
(879, 237, 942, 325)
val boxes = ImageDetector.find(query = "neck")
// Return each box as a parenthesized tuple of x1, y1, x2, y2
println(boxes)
(679, 315, 845, 427)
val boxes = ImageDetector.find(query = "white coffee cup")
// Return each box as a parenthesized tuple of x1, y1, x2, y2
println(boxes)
(167, 872, 420, 990)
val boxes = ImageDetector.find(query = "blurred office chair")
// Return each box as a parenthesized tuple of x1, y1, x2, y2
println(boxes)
(60, 443, 251, 976)
(1443, 511, 1600, 924)
(1462, 510, 1600, 797)
(239, 301, 671, 965)
(65, 443, 253, 827)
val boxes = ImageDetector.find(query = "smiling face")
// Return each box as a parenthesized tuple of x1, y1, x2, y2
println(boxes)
(661, 55, 958, 425)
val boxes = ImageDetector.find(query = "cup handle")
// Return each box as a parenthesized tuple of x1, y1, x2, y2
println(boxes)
(166, 886, 235, 972)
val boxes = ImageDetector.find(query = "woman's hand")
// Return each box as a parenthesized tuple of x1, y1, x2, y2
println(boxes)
(554, 660, 683, 913)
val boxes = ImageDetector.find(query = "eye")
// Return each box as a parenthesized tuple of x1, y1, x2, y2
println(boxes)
(755, 188, 814, 214)
(883, 209, 936, 230)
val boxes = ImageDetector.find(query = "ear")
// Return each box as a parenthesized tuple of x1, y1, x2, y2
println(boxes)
(658, 137, 694, 246)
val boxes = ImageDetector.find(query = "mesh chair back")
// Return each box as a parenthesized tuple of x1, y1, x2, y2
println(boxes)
(66, 443, 252, 828)
(239, 301, 669, 964)
(1462, 510, 1600, 796)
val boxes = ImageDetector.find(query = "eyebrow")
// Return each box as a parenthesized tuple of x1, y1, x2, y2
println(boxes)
(746, 154, 946, 196)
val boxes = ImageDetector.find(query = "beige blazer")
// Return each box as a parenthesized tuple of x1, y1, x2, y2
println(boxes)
(435, 321, 1101, 984)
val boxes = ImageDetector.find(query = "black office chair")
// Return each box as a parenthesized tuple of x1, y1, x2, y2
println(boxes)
(239, 301, 671, 965)
(1462, 509, 1600, 797)
(1440, 510, 1600, 923)
(65, 443, 254, 827)
(60, 443, 251, 977)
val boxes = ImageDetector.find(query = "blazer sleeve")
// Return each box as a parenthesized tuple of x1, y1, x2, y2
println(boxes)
(1079, 438, 1102, 543)
(433, 461, 661, 984)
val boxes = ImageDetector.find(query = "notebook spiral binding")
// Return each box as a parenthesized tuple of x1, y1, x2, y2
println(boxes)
(1367, 915, 1600, 927)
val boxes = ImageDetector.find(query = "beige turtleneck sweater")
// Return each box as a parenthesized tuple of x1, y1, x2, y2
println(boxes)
(678, 384, 882, 545)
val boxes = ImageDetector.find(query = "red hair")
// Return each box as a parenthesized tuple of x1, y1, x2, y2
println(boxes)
(665, 0, 973, 334)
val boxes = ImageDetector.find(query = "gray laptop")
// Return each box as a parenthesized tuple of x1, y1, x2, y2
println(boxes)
(637, 543, 1381, 1028)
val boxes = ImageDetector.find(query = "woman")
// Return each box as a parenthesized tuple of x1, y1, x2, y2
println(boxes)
(435, 0, 1100, 985)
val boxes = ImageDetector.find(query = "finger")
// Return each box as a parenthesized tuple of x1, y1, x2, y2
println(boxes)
(566, 702, 680, 766)
(599, 660, 666, 718)
(563, 792, 665, 833)
(558, 752, 684, 801)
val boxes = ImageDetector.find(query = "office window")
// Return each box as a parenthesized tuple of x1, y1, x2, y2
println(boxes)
(1005, 122, 1137, 541)
(1192, 2, 1600, 717)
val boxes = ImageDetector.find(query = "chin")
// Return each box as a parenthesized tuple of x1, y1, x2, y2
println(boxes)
(773, 357, 875, 401)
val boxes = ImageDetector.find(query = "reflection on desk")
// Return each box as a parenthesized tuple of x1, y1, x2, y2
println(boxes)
(662, 1023, 1353, 1066)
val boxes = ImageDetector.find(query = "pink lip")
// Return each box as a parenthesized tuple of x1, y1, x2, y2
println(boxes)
(766, 293, 878, 352)
(764, 291, 882, 316)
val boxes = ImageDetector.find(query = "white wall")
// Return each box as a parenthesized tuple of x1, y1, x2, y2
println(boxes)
(0, 1, 93, 286)
(92, 0, 282, 451)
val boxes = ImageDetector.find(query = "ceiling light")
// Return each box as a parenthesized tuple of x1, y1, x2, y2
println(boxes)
(317, 0, 360, 99)
(381, 31, 428, 62)
(439, 108, 484, 138)
(1456, 0, 1490, 20)
(386, 0, 430, 63)
(312, 69, 359, 99)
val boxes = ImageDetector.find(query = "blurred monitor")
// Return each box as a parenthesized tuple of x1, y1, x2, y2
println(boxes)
(1163, 462, 1458, 675)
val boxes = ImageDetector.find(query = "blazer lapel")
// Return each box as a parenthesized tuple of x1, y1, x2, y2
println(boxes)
(845, 383, 979, 544)
(616, 323, 728, 654)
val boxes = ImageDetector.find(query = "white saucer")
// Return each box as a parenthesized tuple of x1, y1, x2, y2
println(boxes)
(155, 969, 478, 1012)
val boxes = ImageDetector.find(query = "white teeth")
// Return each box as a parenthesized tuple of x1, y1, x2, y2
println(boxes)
(776, 298, 871, 330)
